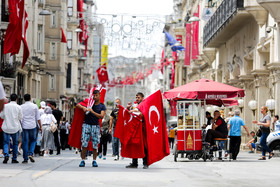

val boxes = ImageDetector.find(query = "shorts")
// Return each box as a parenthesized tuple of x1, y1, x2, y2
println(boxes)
(81, 123, 100, 149)
(251, 143, 256, 149)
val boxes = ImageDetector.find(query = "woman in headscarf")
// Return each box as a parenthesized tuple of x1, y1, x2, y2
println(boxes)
(40, 106, 57, 156)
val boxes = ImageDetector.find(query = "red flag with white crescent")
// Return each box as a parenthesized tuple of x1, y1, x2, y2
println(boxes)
(96, 65, 109, 85)
(137, 90, 170, 166)
(114, 105, 145, 158)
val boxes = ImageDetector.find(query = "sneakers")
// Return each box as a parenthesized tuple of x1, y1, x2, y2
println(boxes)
(22, 160, 28, 164)
(98, 154, 102, 159)
(103, 156, 106, 160)
(114, 155, 119, 161)
(92, 160, 98, 167)
(43, 154, 49, 157)
(3, 156, 9, 164)
(28, 156, 35, 163)
(0, 154, 4, 158)
(79, 160, 85, 167)
(125, 163, 138, 168)
(248, 151, 254, 153)
(143, 165, 149, 169)
(12, 160, 19, 164)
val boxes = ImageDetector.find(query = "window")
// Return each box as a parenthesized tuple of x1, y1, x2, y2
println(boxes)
(78, 68, 82, 88)
(37, 25, 43, 51)
(50, 42, 56, 60)
(49, 75, 55, 90)
(67, 0, 73, 17)
(50, 11, 57, 28)
(67, 31, 73, 49)
(66, 63, 72, 88)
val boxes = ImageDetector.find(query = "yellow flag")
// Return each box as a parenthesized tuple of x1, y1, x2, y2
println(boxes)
(101, 45, 108, 66)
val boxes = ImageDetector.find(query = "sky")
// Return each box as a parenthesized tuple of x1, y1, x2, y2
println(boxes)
(96, 0, 173, 16)
(94, 0, 174, 58)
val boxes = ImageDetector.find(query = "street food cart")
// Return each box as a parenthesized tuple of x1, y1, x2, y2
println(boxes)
(163, 78, 244, 162)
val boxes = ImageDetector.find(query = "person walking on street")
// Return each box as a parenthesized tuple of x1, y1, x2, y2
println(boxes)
(0, 81, 6, 112)
(59, 117, 67, 150)
(273, 115, 280, 132)
(168, 125, 175, 149)
(76, 90, 106, 167)
(252, 106, 274, 160)
(40, 106, 57, 157)
(228, 110, 249, 160)
(21, 94, 42, 163)
(49, 101, 63, 155)
(0, 94, 23, 163)
(98, 114, 110, 160)
(109, 99, 121, 160)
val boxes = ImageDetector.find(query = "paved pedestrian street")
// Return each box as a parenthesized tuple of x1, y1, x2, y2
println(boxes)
(1, 146, 280, 187)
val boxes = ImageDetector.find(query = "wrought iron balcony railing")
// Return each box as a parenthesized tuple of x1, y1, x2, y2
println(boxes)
(203, 0, 244, 47)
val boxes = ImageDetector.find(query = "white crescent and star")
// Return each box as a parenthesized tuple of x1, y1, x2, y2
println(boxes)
(123, 108, 133, 126)
(149, 105, 160, 134)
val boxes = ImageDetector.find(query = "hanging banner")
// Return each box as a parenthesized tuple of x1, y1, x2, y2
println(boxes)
(171, 60, 175, 89)
(192, 5, 199, 60)
(176, 35, 182, 45)
(101, 45, 108, 66)
(184, 24, 191, 66)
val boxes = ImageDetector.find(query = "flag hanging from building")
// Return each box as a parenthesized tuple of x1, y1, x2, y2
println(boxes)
(4, 0, 30, 68)
(101, 45, 108, 66)
(61, 28, 67, 43)
(192, 5, 200, 60)
(164, 31, 185, 52)
(96, 65, 109, 85)
(184, 23, 191, 66)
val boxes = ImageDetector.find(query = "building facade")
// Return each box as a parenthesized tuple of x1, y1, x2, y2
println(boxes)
(171, 0, 280, 145)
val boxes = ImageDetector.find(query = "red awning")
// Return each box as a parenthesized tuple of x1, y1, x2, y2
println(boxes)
(163, 78, 244, 100)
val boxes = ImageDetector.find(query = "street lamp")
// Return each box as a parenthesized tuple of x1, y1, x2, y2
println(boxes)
(238, 99, 244, 113)
(75, 28, 83, 33)
(266, 99, 275, 116)
(187, 16, 200, 23)
(248, 100, 257, 117)
(39, 9, 51, 16)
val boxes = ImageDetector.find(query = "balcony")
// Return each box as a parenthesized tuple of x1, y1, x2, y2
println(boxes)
(203, 0, 252, 48)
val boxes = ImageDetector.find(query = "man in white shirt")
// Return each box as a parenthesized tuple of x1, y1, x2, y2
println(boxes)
(0, 81, 6, 112)
(21, 94, 42, 163)
(0, 94, 22, 164)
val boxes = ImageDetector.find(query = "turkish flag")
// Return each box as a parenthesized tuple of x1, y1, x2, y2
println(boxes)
(61, 27, 67, 43)
(22, 11, 29, 68)
(96, 65, 109, 85)
(137, 90, 170, 166)
(4, 0, 24, 55)
(114, 105, 145, 158)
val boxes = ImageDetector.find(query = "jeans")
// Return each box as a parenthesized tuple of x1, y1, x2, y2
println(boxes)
(22, 128, 37, 161)
(3, 131, 19, 160)
(112, 128, 120, 156)
(53, 130, 61, 154)
(260, 132, 272, 156)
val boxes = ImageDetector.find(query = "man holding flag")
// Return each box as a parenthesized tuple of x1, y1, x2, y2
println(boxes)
(116, 90, 170, 169)
(125, 92, 148, 169)
(76, 89, 106, 167)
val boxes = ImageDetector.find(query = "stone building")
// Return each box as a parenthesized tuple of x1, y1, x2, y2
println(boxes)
(171, 0, 280, 145)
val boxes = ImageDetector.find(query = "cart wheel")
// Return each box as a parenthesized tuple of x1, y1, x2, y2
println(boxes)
(174, 144, 178, 162)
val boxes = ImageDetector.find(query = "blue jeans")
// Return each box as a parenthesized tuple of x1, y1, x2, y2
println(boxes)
(3, 131, 19, 160)
(22, 128, 37, 161)
(112, 128, 120, 156)
(260, 132, 272, 156)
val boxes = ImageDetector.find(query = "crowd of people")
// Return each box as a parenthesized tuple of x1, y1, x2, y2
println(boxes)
(0, 93, 72, 163)
(203, 106, 278, 160)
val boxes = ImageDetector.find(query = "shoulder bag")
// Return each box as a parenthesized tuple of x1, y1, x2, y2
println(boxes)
(50, 122, 57, 133)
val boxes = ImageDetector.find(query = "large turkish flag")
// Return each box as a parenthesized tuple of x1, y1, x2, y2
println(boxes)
(114, 105, 145, 158)
(96, 65, 109, 85)
(137, 90, 170, 166)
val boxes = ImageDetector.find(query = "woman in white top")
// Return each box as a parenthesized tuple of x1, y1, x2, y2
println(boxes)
(40, 106, 57, 156)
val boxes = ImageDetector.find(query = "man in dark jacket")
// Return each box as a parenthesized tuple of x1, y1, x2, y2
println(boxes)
(205, 110, 228, 146)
